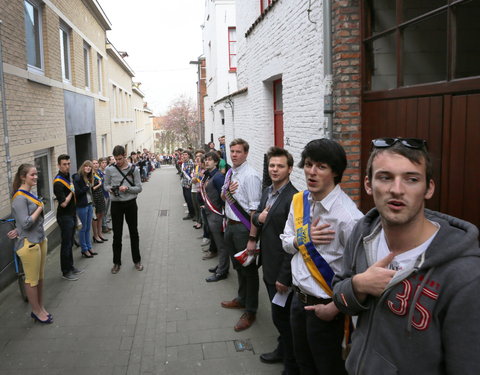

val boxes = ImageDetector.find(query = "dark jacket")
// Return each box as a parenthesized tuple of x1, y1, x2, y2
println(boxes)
(72, 173, 92, 208)
(332, 208, 480, 375)
(53, 171, 76, 217)
(252, 181, 298, 286)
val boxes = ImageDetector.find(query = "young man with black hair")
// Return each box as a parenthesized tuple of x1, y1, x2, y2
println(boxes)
(280, 139, 363, 375)
(332, 138, 480, 374)
(53, 154, 84, 281)
(104, 145, 143, 274)
(252, 147, 299, 374)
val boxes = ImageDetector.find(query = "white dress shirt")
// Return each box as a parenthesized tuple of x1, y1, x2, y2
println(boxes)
(280, 185, 363, 298)
(223, 161, 262, 220)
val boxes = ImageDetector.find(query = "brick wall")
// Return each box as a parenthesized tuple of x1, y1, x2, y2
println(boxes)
(331, 0, 362, 202)
(231, 0, 328, 190)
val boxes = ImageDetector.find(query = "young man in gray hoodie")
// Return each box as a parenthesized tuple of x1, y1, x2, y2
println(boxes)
(333, 138, 480, 375)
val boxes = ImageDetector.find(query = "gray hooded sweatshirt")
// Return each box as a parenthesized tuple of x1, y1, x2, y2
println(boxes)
(333, 208, 480, 375)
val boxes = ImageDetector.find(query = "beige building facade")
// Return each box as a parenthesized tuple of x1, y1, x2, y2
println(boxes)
(0, 0, 154, 289)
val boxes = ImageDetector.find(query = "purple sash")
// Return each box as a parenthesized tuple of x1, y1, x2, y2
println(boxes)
(223, 169, 251, 231)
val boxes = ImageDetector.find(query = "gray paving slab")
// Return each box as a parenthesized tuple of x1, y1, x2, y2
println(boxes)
(0, 166, 282, 374)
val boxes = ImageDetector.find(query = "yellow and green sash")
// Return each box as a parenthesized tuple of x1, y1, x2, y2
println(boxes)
(293, 190, 334, 294)
(12, 189, 43, 207)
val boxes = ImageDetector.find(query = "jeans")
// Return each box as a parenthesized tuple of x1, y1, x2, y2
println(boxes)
(224, 223, 259, 313)
(111, 199, 141, 265)
(290, 294, 347, 375)
(182, 186, 194, 217)
(57, 215, 75, 274)
(76, 205, 93, 253)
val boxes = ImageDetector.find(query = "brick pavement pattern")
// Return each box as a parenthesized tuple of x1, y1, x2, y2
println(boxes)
(0, 167, 282, 374)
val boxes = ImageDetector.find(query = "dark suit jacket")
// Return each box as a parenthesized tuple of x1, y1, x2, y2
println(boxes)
(252, 181, 298, 286)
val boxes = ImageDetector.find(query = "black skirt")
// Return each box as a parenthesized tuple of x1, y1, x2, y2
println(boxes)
(92, 181, 106, 214)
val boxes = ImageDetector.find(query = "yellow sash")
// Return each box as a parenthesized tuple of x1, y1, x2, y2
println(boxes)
(12, 190, 43, 207)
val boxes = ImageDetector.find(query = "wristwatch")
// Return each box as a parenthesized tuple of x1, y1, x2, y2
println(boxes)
(248, 235, 257, 242)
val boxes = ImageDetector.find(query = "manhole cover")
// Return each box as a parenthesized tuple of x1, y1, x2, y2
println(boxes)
(233, 339, 253, 352)
(159, 210, 169, 217)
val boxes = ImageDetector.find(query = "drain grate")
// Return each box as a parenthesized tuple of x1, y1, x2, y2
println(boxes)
(159, 210, 169, 217)
(233, 339, 253, 352)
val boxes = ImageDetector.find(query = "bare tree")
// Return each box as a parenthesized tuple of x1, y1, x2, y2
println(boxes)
(163, 96, 199, 148)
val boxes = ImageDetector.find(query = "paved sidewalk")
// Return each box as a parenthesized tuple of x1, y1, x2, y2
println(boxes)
(0, 166, 282, 375)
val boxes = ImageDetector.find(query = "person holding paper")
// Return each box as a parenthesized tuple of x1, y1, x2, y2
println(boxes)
(252, 147, 298, 374)
(280, 139, 363, 375)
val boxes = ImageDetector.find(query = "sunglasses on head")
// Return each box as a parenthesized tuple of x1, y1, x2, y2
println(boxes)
(371, 137, 428, 150)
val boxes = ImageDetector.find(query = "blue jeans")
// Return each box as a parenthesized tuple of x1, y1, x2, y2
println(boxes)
(77, 204, 93, 252)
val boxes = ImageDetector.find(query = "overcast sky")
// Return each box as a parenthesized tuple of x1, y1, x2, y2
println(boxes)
(98, 0, 205, 116)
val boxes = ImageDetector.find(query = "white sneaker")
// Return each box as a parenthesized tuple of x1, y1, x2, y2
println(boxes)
(201, 238, 210, 246)
(183, 203, 187, 207)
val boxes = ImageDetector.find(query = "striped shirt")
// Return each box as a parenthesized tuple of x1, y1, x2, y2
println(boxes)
(280, 185, 363, 298)
(223, 161, 262, 220)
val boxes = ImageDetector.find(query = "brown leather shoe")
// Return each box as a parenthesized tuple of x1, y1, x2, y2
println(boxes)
(221, 299, 245, 309)
(234, 312, 256, 332)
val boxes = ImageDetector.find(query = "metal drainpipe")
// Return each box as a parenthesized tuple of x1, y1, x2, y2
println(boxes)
(0, 21, 13, 197)
(323, 0, 334, 139)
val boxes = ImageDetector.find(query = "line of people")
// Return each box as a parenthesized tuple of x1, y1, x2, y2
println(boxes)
(177, 137, 480, 375)
(8, 145, 146, 324)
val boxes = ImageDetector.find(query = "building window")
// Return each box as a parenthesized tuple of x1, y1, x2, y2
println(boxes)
(97, 54, 103, 94)
(34, 150, 54, 219)
(59, 23, 71, 82)
(273, 79, 284, 147)
(219, 109, 225, 125)
(24, 0, 44, 72)
(112, 85, 118, 118)
(101, 134, 107, 157)
(261, 0, 272, 13)
(228, 27, 237, 72)
(83, 43, 91, 90)
(364, 0, 480, 91)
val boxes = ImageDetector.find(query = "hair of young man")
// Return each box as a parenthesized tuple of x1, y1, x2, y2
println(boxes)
(98, 157, 107, 164)
(12, 163, 35, 197)
(267, 146, 294, 168)
(205, 151, 220, 164)
(366, 142, 433, 188)
(229, 138, 249, 153)
(298, 139, 347, 185)
(195, 149, 205, 156)
(183, 150, 193, 159)
(112, 145, 126, 157)
(57, 154, 70, 165)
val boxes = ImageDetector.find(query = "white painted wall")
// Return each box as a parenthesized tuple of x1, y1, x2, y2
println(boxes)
(202, 0, 238, 148)
(226, 0, 328, 189)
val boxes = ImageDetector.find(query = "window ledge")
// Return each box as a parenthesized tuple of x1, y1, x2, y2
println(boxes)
(27, 71, 53, 87)
(245, 0, 279, 37)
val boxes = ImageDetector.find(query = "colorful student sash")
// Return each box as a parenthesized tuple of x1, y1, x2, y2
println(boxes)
(54, 175, 74, 192)
(293, 190, 352, 351)
(94, 173, 101, 182)
(223, 168, 251, 231)
(293, 190, 334, 295)
(200, 176, 223, 216)
(12, 189, 43, 207)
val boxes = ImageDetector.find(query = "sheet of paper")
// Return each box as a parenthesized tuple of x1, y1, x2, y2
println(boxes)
(272, 288, 292, 307)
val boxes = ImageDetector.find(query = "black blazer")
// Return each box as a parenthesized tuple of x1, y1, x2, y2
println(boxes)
(252, 181, 298, 286)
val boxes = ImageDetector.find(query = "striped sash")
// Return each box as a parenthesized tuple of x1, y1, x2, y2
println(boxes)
(12, 189, 43, 207)
(223, 169, 251, 231)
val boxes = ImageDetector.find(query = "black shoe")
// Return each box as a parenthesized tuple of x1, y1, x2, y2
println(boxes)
(182, 215, 193, 220)
(81, 252, 93, 258)
(93, 238, 104, 243)
(206, 273, 228, 282)
(208, 266, 218, 273)
(260, 350, 283, 364)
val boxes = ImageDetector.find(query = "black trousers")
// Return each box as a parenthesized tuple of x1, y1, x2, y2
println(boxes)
(182, 186, 195, 217)
(290, 293, 347, 375)
(265, 282, 299, 374)
(57, 214, 75, 274)
(111, 199, 141, 265)
(224, 223, 259, 313)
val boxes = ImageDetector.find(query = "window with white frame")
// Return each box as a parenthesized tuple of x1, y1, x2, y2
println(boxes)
(101, 134, 107, 157)
(34, 150, 54, 219)
(97, 54, 103, 94)
(112, 85, 118, 118)
(83, 42, 91, 90)
(228, 27, 237, 72)
(24, 0, 44, 72)
(59, 23, 71, 82)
